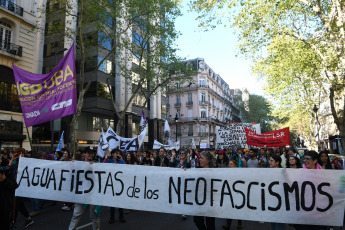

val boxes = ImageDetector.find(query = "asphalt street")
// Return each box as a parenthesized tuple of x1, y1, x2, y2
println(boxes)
(14, 200, 342, 230)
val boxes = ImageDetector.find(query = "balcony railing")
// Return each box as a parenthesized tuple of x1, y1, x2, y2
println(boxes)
(174, 102, 181, 107)
(186, 101, 193, 106)
(0, 0, 23, 16)
(199, 101, 208, 106)
(0, 41, 22, 57)
(198, 132, 209, 137)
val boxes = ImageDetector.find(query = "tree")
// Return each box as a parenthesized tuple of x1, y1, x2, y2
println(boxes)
(190, 0, 345, 150)
(42, 0, 188, 154)
(233, 89, 273, 133)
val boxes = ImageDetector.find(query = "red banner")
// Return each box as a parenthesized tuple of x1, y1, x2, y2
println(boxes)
(244, 127, 290, 147)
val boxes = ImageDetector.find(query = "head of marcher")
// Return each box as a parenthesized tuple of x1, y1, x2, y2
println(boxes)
(303, 150, 319, 169)
(269, 155, 282, 168)
(199, 151, 215, 168)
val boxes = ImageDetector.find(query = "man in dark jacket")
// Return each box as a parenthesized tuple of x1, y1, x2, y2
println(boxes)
(0, 166, 17, 230)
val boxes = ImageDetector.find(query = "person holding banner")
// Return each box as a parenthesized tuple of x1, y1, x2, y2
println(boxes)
(268, 155, 286, 230)
(223, 159, 243, 230)
(106, 149, 126, 224)
(293, 150, 328, 230)
(68, 149, 100, 230)
(140, 151, 153, 166)
(0, 160, 17, 230)
(193, 151, 216, 230)
(318, 151, 334, 169)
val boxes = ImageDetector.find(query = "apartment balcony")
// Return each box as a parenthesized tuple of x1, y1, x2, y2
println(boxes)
(0, 41, 22, 57)
(198, 84, 209, 88)
(198, 132, 209, 137)
(199, 101, 208, 106)
(186, 101, 193, 107)
(174, 102, 181, 107)
(0, 0, 23, 16)
(199, 116, 209, 121)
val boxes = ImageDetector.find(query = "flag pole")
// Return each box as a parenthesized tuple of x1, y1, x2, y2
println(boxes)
(25, 126, 33, 151)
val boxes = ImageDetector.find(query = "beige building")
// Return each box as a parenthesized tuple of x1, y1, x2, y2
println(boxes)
(166, 58, 241, 148)
(0, 0, 45, 150)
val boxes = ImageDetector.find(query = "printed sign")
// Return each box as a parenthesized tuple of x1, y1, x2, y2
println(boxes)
(12, 45, 77, 127)
(245, 127, 290, 147)
(16, 157, 345, 226)
(216, 124, 261, 149)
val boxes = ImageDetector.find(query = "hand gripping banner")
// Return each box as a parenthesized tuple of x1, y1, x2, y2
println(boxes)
(12, 44, 77, 127)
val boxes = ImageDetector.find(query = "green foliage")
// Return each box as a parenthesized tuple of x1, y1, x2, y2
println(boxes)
(190, 0, 345, 148)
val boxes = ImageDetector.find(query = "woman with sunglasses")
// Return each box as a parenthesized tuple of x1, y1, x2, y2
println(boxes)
(293, 151, 326, 230)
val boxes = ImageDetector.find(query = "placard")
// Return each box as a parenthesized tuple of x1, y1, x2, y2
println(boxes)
(16, 157, 345, 226)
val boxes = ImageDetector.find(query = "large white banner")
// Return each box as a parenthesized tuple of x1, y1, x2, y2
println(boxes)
(16, 157, 345, 226)
(216, 123, 261, 149)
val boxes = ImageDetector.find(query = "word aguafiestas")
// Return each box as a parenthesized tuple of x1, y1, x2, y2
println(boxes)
(169, 177, 333, 212)
(18, 166, 159, 200)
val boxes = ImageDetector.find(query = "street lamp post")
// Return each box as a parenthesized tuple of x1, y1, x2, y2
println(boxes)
(313, 104, 320, 151)
(174, 113, 178, 142)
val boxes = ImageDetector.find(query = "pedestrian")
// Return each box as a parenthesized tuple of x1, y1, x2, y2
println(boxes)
(68, 149, 100, 230)
(286, 156, 302, 168)
(216, 149, 228, 168)
(318, 151, 334, 169)
(223, 160, 242, 230)
(268, 155, 286, 230)
(244, 149, 260, 168)
(294, 151, 327, 230)
(140, 151, 153, 166)
(193, 151, 216, 230)
(106, 149, 126, 224)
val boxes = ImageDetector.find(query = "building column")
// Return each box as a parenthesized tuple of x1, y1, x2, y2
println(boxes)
(125, 113, 133, 138)
(148, 118, 158, 148)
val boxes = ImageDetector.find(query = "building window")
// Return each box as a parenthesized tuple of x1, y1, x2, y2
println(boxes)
(188, 93, 192, 102)
(199, 78, 205, 87)
(0, 81, 20, 112)
(200, 110, 206, 118)
(188, 109, 193, 119)
(98, 56, 113, 74)
(200, 92, 206, 102)
(176, 94, 180, 103)
(188, 124, 193, 136)
(0, 21, 12, 50)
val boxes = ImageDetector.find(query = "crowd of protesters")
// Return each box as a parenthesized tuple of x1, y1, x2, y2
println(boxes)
(0, 145, 343, 230)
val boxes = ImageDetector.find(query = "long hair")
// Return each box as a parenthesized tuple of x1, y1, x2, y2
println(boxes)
(200, 151, 216, 168)
(286, 155, 302, 168)
(318, 151, 332, 169)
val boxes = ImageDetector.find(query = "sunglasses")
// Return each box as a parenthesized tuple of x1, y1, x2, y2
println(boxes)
(304, 157, 313, 160)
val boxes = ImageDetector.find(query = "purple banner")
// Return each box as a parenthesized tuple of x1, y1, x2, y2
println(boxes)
(13, 44, 77, 127)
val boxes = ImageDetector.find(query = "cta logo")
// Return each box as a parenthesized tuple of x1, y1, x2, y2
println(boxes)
(51, 99, 73, 111)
